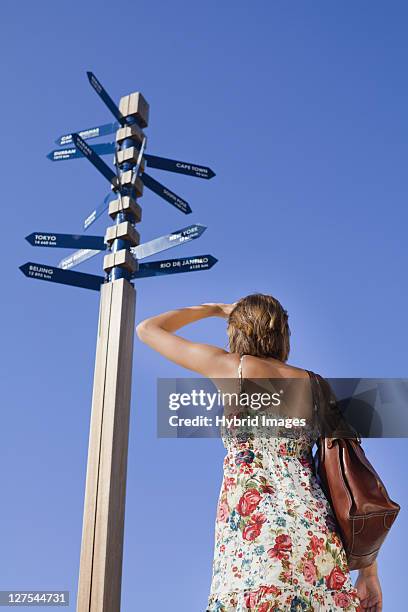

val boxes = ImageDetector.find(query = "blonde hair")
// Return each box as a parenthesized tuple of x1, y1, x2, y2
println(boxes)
(227, 293, 290, 361)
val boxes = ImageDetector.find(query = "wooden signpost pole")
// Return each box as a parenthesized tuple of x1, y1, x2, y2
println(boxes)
(20, 71, 217, 611)
(76, 93, 149, 612)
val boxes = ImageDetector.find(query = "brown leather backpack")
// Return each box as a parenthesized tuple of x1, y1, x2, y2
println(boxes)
(308, 370, 400, 570)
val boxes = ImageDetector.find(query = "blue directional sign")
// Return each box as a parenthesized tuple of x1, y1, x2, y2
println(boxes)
(55, 123, 119, 146)
(25, 232, 106, 250)
(47, 145, 216, 182)
(72, 133, 116, 185)
(83, 192, 114, 230)
(87, 71, 125, 125)
(132, 254, 217, 279)
(19, 262, 104, 291)
(132, 223, 206, 259)
(144, 154, 215, 180)
(141, 173, 192, 214)
(47, 143, 115, 162)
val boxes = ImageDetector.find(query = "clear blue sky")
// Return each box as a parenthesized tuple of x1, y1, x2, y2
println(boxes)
(1, 1, 407, 610)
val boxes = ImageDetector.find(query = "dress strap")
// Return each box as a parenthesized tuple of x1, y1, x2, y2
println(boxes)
(238, 354, 245, 393)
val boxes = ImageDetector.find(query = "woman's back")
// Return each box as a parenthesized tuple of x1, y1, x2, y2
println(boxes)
(207, 353, 361, 611)
(213, 353, 320, 454)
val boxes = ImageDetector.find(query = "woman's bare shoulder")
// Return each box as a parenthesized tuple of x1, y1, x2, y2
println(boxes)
(233, 354, 311, 379)
(280, 362, 311, 379)
(214, 352, 242, 377)
(210, 353, 318, 380)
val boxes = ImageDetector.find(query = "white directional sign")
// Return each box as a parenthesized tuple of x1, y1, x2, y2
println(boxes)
(57, 224, 207, 270)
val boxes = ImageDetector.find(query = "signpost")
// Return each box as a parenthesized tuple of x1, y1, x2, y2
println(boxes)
(48, 143, 216, 179)
(19, 71, 217, 612)
(55, 122, 118, 146)
(84, 193, 114, 231)
(47, 143, 115, 161)
(57, 223, 207, 270)
(58, 248, 101, 271)
(141, 172, 192, 213)
(25, 232, 106, 250)
(87, 71, 126, 125)
(144, 153, 215, 179)
(19, 262, 104, 291)
(132, 223, 207, 259)
(132, 254, 217, 278)
(71, 133, 117, 185)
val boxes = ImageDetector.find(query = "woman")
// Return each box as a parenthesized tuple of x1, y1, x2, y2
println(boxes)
(136, 293, 382, 611)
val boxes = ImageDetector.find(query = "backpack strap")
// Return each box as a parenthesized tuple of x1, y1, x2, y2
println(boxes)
(305, 369, 321, 435)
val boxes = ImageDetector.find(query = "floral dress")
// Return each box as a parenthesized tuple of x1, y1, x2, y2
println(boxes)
(206, 357, 361, 612)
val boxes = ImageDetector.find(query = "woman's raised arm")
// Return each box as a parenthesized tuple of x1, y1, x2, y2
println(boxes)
(135, 302, 235, 376)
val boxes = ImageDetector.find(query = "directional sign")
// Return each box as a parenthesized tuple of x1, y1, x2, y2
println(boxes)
(87, 71, 125, 125)
(25, 232, 106, 250)
(83, 192, 113, 231)
(144, 154, 215, 180)
(48, 144, 216, 181)
(141, 173, 192, 214)
(55, 123, 119, 146)
(130, 137, 146, 186)
(19, 262, 104, 291)
(132, 223, 206, 259)
(72, 133, 116, 185)
(59, 249, 101, 270)
(58, 223, 207, 271)
(132, 254, 217, 279)
(47, 143, 115, 162)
